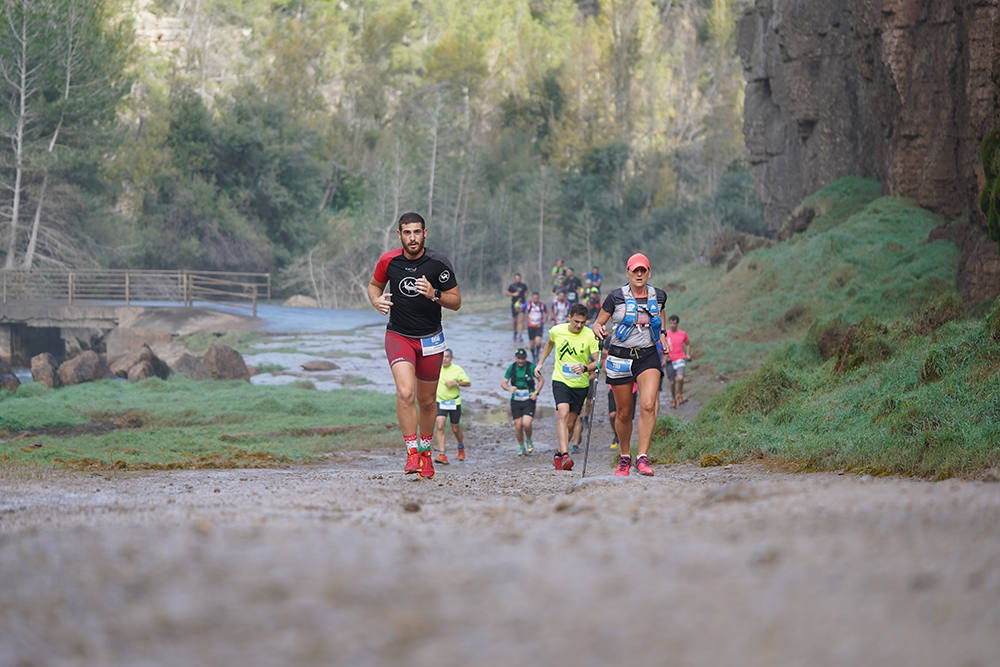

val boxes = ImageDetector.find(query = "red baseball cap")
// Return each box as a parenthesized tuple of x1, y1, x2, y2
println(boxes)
(626, 253, 650, 271)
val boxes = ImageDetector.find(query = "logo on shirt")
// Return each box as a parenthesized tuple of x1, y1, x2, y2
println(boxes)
(438, 270, 450, 283)
(398, 277, 420, 297)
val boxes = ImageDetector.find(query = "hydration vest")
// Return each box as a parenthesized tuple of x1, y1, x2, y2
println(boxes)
(613, 283, 663, 353)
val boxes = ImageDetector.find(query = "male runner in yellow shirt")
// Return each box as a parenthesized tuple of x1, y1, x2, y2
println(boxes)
(534, 303, 599, 471)
(434, 348, 471, 463)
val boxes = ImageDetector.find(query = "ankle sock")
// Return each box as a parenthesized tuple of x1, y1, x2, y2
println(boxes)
(404, 434, 418, 452)
(419, 435, 432, 453)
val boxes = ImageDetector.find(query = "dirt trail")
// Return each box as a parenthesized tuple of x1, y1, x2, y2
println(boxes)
(3, 311, 999, 665)
(2, 408, 999, 667)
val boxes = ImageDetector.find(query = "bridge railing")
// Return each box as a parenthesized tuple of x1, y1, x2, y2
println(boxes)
(0, 269, 271, 317)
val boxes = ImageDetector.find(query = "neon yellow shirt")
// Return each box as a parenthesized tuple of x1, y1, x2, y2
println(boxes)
(547, 323, 599, 388)
(436, 363, 469, 404)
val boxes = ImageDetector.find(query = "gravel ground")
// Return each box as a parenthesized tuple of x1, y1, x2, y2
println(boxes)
(2, 409, 999, 667)
(3, 311, 999, 666)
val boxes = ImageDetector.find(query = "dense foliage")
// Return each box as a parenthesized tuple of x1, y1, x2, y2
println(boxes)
(1, 0, 761, 299)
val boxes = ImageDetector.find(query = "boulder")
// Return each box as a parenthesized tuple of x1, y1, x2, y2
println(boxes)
(30, 353, 62, 388)
(301, 360, 339, 371)
(202, 345, 250, 381)
(110, 344, 170, 381)
(127, 360, 155, 382)
(57, 351, 114, 387)
(283, 294, 319, 308)
(0, 358, 20, 393)
(173, 353, 210, 380)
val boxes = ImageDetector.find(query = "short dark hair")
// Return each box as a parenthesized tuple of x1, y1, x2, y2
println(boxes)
(669, 314, 680, 323)
(569, 303, 589, 319)
(398, 212, 425, 230)
(444, 348, 453, 356)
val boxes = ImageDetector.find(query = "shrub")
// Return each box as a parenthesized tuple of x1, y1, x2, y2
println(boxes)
(724, 364, 800, 416)
(913, 292, 962, 335)
(833, 319, 893, 374)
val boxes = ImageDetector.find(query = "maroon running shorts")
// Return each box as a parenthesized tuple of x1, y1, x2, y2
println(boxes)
(384, 330, 444, 382)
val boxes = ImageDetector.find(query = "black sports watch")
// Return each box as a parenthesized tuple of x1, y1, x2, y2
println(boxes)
(432, 288, 441, 302)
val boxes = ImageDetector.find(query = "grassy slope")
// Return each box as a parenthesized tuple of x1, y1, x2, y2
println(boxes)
(650, 177, 1000, 478)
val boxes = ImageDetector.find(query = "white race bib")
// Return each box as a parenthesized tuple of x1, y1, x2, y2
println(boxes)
(605, 355, 634, 380)
(512, 388, 531, 401)
(561, 363, 583, 379)
(438, 399, 458, 411)
(421, 332, 447, 356)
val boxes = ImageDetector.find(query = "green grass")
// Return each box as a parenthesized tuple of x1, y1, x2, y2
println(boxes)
(0, 378, 398, 470)
(650, 178, 999, 478)
(661, 178, 959, 384)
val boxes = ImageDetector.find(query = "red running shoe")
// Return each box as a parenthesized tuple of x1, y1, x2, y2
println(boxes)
(457, 446, 465, 461)
(418, 451, 435, 479)
(404, 448, 420, 474)
(561, 455, 574, 471)
(553, 453, 563, 470)
(435, 452, 450, 465)
(615, 455, 631, 477)
(636, 454, 654, 476)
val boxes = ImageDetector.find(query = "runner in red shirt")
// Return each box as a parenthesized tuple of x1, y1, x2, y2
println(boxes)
(664, 315, 692, 408)
(368, 212, 461, 479)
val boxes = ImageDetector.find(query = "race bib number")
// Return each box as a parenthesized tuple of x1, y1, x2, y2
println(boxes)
(672, 359, 686, 372)
(439, 399, 458, 411)
(606, 356, 634, 380)
(421, 332, 446, 356)
(561, 363, 583, 379)
(512, 388, 531, 401)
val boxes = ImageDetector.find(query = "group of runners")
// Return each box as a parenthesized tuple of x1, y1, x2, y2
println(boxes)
(369, 212, 692, 480)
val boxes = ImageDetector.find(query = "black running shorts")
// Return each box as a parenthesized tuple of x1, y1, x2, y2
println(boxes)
(552, 381, 589, 414)
(510, 399, 536, 419)
(437, 403, 462, 424)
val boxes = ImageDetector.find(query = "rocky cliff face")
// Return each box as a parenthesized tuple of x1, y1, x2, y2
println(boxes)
(738, 0, 999, 304)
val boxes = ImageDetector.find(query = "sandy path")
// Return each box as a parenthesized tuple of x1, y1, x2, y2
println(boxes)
(2, 406, 999, 667)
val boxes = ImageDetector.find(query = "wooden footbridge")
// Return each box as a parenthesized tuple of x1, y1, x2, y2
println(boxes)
(0, 269, 271, 366)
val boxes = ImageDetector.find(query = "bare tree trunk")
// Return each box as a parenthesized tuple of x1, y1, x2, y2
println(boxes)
(426, 99, 440, 223)
(4, 5, 30, 269)
(537, 170, 546, 293)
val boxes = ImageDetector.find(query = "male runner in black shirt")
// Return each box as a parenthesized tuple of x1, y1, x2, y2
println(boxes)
(368, 212, 461, 479)
(505, 273, 528, 342)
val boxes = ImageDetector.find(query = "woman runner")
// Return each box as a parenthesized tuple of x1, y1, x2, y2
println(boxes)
(591, 253, 666, 476)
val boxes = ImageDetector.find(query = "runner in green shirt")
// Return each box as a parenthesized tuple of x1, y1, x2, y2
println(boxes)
(434, 349, 471, 464)
(501, 348, 544, 456)
(534, 303, 599, 471)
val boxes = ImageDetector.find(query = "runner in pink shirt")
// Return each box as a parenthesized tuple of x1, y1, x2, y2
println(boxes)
(664, 314, 691, 408)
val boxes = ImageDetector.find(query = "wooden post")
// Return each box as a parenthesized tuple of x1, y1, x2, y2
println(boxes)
(68, 272, 75, 304)
(125, 271, 131, 305)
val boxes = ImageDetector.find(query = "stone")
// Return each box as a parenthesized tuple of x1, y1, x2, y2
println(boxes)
(202, 345, 250, 381)
(127, 360, 155, 382)
(301, 360, 339, 371)
(282, 294, 319, 308)
(57, 351, 114, 386)
(173, 353, 210, 380)
(111, 344, 170, 381)
(0, 358, 20, 393)
(30, 353, 61, 388)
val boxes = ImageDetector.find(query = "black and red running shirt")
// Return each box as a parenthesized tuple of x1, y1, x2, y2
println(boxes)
(372, 247, 458, 338)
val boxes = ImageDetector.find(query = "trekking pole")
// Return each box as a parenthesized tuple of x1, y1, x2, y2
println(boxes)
(580, 345, 605, 479)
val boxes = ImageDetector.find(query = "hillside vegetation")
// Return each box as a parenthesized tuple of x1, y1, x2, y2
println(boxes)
(650, 178, 999, 479)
